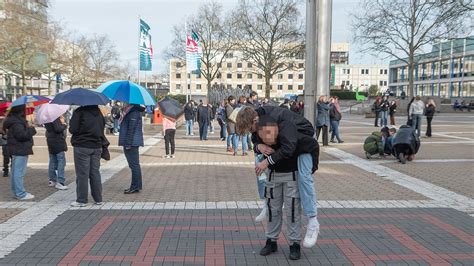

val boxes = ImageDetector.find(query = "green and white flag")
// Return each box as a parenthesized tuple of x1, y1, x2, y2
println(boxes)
(139, 19, 153, 71)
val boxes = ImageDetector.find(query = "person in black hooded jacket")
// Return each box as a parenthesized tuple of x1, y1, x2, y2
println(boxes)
(45, 116, 68, 190)
(3, 105, 36, 200)
(69, 105, 105, 207)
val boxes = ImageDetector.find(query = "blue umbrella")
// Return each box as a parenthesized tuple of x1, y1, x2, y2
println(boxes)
(51, 88, 109, 106)
(11, 95, 50, 107)
(96, 80, 156, 106)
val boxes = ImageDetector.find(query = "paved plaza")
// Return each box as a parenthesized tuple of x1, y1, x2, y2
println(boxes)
(0, 113, 473, 265)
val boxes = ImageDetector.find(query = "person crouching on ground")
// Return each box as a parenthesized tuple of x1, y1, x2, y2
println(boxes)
(3, 105, 36, 200)
(45, 115, 68, 190)
(119, 104, 145, 194)
(256, 116, 318, 260)
(69, 105, 105, 207)
(236, 106, 320, 249)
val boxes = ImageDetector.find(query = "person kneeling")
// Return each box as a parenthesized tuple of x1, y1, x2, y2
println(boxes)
(257, 117, 307, 260)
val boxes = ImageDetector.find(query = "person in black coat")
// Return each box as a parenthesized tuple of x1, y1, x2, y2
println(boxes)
(3, 105, 36, 200)
(45, 116, 68, 190)
(197, 101, 211, 141)
(425, 99, 436, 137)
(69, 105, 106, 207)
(184, 102, 195, 136)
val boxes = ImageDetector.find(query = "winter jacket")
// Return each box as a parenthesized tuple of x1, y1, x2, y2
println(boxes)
(363, 131, 384, 156)
(3, 115, 36, 156)
(392, 125, 420, 155)
(389, 103, 397, 115)
(262, 132, 319, 174)
(316, 102, 330, 127)
(409, 100, 425, 116)
(329, 104, 342, 121)
(425, 104, 435, 118)
(225, 104, 235, 134)
(252, 106, 315, 168)
(184, 104, 195, 120)
(216, 106, 226, 122)
(118, 105, 144, 147)
(197, 104, 210, 124)
(45, 118, 67, 155)
(380, 100, 390, 111)
(69, 105, 105, 149)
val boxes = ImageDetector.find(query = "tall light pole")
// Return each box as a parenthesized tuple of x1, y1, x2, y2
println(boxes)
(304, 0, 318, 126)
(316, 0, 333, 98)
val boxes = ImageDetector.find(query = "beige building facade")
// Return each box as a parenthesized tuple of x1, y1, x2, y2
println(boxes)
(334, 64, 389, 92)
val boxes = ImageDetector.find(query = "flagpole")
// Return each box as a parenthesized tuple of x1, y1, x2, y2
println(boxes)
(185, 18, 190, 103)
(138, 15, 141, 86)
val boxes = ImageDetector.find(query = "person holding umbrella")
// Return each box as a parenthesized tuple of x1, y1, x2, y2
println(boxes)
(119, 104, 145, 194)
(3, 105, 37, 200)
(53, 88, 109, 207)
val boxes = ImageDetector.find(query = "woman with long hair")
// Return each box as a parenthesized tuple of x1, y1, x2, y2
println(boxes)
(316, 95, 330, 146)
(3, 105, 37, 200)
(425, 99, 436, 137)
(329, 96, 344, 143)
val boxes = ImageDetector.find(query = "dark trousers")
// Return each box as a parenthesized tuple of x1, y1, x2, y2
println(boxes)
(218, 119, 226, 140)
(316, 125, 329, 146)
(199, 121, 209, 140)
(124, 146, 142, 190)
(390, 114, 396, 125)
(2, 145, 10, 174)
(164, 129, 176, 155)
(74, 147, 102, 204)
(426, 116, 433, 137)
(374, 112, 380, 126)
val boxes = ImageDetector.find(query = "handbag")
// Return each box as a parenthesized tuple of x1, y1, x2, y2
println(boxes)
(101, 136, 110, 161)
(228, 106, 243, 123)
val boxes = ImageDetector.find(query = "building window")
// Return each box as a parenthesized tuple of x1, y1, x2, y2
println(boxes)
(380, 69, 384, 75)
(258, 74, 263, 79)
(384, 81, 387, 86)
(257, 85, 263, 90)
(343, 69, 350, 74)
(225, 53, 233, 58)
(247, 62, 252, 68)
(361, 69, 369, 75)
(227, 62, 232, 68)
(379, 80, 384, 86)
(247, 73, 252, 79)
(277, 85, 283, 90)
(298, 85, 304, 91)
(196, 84, 202, 90)
(176, 62, 182, 68)
(237, 62, 242, 68)
(176, 73, 181, 79)
(288, 85, 293, 90)
(278, 74, 283, 79)
(384, 69, 388, 75)
(176, 84, 181, 90)
(246, 84, 252, 90)
(227, 73, 232, 79)
(298, 63, 304, 68)
(288, 74, 294, 80)
(298, 74, 304, 79)
(237, 73, 243, 79)
(216, 72, 222, 79)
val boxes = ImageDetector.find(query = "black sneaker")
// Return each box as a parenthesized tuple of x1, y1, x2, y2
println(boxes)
(259, 239, 277, 256)
(3, 171, 8, 177)
(289, 243, 301, 260)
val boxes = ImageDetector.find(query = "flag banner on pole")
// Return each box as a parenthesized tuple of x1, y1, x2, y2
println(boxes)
(186, 30, 202, 73)
(139, 19, 153, 71)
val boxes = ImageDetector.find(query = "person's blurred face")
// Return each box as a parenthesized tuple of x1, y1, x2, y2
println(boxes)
(230, 99, 236, 104)
(258, 125, 279, 145)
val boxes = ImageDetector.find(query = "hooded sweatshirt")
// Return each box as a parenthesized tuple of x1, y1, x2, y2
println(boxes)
(409, 100, 425, 116)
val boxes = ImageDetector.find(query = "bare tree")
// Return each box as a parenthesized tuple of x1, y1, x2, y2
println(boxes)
(63, 34, 90, 88)
(352, 0, 473, 96)
(164, 23, 187, 61)
(189, 1, 237, 98)
(235, 0, 304, 99)
(44, 21, 67, 94)
(86, 34, 119, 87)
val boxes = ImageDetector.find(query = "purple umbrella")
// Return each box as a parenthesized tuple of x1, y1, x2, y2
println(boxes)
(36, 103, 70, 124)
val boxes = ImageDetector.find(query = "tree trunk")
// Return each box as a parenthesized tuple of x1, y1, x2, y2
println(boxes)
(408, 57, 415, 97)
(264, 76, 271, 99)
(21, 72, 27, 96)
(207, 80, 211, 102)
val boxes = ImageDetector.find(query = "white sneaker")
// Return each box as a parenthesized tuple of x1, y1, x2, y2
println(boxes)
(190, 133, 194, 136)
(94, 202, 103, 205)
(17, 193, 35, 200)
(163, 155, 170, 159)
(303, 217, 320, 248)
(55, 183, 68, 190)
(70, 201, 87, 207)
(113, 132, 119, 136)
(255, 204, 268, 223)
(48, 181, 56, 187)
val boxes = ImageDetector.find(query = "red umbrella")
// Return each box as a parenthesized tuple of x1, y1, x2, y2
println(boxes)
(0, 102, 11, 116)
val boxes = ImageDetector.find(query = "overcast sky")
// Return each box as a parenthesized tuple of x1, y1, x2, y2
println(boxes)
(50, 0, 386, 75)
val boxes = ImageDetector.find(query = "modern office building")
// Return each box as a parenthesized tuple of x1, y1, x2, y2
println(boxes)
(169, 43, 351, 99)
(388, 37, 474, 98)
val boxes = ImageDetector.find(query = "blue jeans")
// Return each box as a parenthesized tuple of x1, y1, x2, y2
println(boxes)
(297, 153, 317, 217)
(218, 119, 227, 140)
(209, 120, 214, 133)
(48, 152, 66, 184)
(124, 147, 142, 190)
(227, 133, 234, 149)
(411, 114, 422, 136)
(11, 155, 28, 198)
(255, 154, 266, 199)
(113, 119, 120, 133)
(185, 119, 193, 135)
(330, 120, 342, 142)
(234, 135, 248, 153)
(381, 111, 388, 127)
